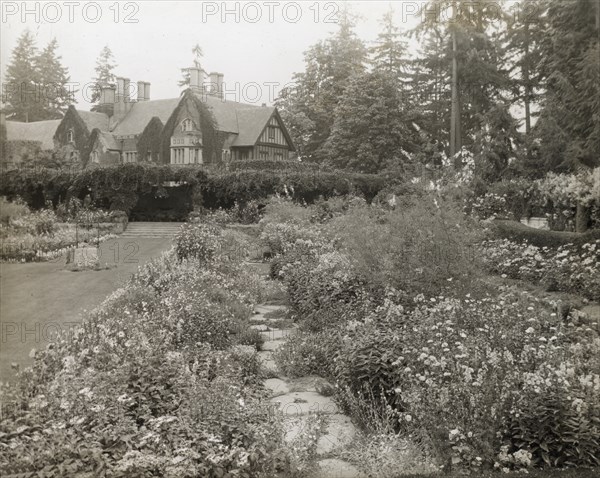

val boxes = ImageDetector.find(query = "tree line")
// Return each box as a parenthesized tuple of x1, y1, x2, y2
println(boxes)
(277, 0, 600, 180)
(2, 31, 118, 123)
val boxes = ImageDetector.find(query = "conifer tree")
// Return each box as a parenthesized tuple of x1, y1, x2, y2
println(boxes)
(276, 6, 366, 161)
(36, 38, 74, 119)
(4, 30, 41, 122)
(91, 46, 117, 104)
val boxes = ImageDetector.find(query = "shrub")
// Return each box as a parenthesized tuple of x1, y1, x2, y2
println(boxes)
(491, 220, 600, 248)
(234, 327, 265, 351)
(174, 222, 221, 262)
(273, 331, 337, 379)
(326, 197, 485, 300)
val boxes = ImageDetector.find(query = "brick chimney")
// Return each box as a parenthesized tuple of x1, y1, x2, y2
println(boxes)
(208, 72, 224, 99)
(137, 81, 145, 101)
(123, 78, 131, 104)
(114, 76, 133, 119)
(189, 67, 202, 93)
(96, 84, 116, 116)
(144, 82, 150, 101)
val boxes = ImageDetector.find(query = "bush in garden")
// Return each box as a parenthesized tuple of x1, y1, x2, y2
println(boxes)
(174, 222, 221, 262)
(234, 327, 265, 351)
(325, 197, 485, 301)
(273, 331, 337, 379)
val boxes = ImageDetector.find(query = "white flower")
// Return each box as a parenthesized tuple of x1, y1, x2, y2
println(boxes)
(525, 327, 534, 334)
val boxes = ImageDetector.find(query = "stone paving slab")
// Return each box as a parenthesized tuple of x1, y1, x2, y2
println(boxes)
(270, 391, 339, 416)
(264, 378, 290, 397)
(288, 376, 335, 394)
(260, 329, 291, 340)
(250, 324, 269, 331)
(258, 350, 277, 373)
(254, 304, 288, 315)
(316, 458, 361, 478)
(262, 339, 284, 351)
(317, 414, 357, 455)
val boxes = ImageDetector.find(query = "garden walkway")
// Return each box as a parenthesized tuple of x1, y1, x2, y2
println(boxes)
(251, 303, 361, 478)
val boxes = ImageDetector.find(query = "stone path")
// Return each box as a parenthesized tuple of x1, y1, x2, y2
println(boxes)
(252, 304, 361, 478)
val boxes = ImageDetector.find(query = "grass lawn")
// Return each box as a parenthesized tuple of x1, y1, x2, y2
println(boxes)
(0, 236, 173, 382)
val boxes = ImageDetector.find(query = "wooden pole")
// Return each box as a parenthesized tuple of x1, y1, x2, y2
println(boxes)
(451, 26, 460, 165)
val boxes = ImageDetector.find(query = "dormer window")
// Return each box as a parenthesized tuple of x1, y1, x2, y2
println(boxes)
(181, 119, 194, 132)
(67, 129, 74, 143)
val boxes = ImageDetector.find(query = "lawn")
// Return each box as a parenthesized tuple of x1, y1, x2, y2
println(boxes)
(0, 236, 173, 382)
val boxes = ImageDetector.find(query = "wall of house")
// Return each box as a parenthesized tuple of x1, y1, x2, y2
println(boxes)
(254, 145, 289, 160)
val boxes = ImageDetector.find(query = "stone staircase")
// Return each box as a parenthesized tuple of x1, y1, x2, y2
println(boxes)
(121, 222, 184, 238)
(251, 304, 361, 478)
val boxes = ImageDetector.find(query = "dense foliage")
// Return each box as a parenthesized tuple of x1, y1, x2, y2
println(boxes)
(0, 226, 297, 477)
(0, 164, 386, 215)
(261, 195, 600, 472)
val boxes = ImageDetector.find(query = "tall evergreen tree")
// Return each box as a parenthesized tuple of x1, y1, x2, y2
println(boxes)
(36, 38, 74, 119)
(4, 30, 41, 122)
(371, 8, 409, 83)
(535, 0, 600, 172)
(324, 69, 421, 174)
(413, 0, 520, 180)
(91, 46, 117, 103)
(276, 7, 367, 161)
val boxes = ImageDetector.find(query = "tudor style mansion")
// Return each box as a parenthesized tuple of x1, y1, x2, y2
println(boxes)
(1, 67, 296, 168)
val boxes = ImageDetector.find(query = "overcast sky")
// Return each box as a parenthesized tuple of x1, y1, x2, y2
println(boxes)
(0, 1, 434, 108)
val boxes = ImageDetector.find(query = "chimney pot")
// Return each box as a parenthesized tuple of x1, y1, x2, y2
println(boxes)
(144, 82, 150, 100)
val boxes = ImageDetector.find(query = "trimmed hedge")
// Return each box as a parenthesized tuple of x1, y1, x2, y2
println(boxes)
(0, 164, 386, 216)
(227, 159, 328, 173)
(491, 220, 600, 248)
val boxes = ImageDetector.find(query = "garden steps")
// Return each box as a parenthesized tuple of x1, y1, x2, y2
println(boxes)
(121, 222, 184, 238)
(255, 303, 362, 478)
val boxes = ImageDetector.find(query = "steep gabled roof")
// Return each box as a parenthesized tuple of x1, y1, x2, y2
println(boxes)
(5, 120, 61, 149)
(111, 98, 180, 136)
(231, 107, 276, 146)
(78, 110, 110, 132)
(98, 131, 119, 150)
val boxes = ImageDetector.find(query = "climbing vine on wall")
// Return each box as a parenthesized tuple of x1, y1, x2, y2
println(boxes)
(137, 116, 164, 163)
(160, 89, 224, 165)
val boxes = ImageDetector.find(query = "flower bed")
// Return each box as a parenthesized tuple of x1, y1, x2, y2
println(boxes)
(481, 239, 600, 301)
(0, 197, 125, 262)
(264, 196, 600, 472)
(0, 225, 296, 477)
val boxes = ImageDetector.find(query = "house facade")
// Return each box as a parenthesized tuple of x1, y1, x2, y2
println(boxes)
(1, 67, 296, 168)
